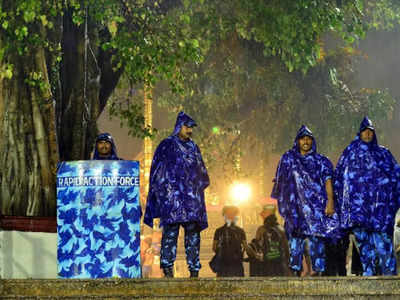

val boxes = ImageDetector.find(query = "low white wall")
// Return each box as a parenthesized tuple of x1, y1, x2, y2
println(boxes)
(0, 231, 57, 279)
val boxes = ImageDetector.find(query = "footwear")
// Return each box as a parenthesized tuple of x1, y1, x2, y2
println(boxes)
(292, 270, 302, 277)
(311, 271, 324, 277)
(190, 271, 199, 278)
(163, 267, 174, 278)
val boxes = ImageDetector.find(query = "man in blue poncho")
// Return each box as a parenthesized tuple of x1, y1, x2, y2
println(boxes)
(334, 117, 400, 275)
(271, 125, 339, 276)
(144, 112, 209, 278)
(92, 133, 121, 160)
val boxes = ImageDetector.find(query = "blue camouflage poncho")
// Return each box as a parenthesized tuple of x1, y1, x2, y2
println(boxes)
(144, 112, 210, 231)
(334, 117, 400, 234)
(271, 125, 340, 239)
(92, 133, 121, 160)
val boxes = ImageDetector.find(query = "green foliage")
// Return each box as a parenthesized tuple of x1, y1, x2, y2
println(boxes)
(0, 0, 201, 89)
(107, 77, 157, 139)
(90, 0, 201, 91)
(365, 0, 400, 30)
(25, 70, 49, 92)
(154, 36, 396, 201)
(0, 0, 203, 138)
(0, 63, 13, 79)
(0, 1, 61, 56)
(180, 0, 400, 73)
(109, 99, 154, 139)
(0, 0, 398, 149)
(149, 0, 399, 172)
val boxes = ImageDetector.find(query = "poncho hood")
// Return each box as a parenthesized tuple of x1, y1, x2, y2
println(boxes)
(172, 111, 197, 136)
(93, 133, 121, 160)
(293, 125, 317, 154)
(356, 116, 378, 146)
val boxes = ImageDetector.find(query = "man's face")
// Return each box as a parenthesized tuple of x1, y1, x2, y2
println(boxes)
(260, 210, 274, 220)
(224, 210, 238, 222)
(178, 125, 193, 141)
(96, 140, 112, 157)
(360, 128, 374, 143)
(298, 135, 313, 154)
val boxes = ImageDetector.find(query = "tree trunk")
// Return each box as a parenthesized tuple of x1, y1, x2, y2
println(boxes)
(58, 9, 123, 161)
(0, 4, 124, 216)
(0, 46, 58, 216)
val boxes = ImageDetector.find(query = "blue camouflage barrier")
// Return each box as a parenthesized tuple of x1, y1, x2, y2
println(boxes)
(57, 160, 141, 278)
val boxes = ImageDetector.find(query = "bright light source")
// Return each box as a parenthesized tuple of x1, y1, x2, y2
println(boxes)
(212, 126, 220, 134)
(230, 182, 251, 204)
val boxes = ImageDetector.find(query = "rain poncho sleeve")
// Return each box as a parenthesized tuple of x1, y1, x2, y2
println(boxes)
(334, 117, 400, 234)
(144, 112, 210, 231)
(271, 125, 340, 239)
(271, 154, 294, 221)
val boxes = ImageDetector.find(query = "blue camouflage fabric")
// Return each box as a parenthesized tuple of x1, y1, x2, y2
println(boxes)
(144, 111, 210, 231)
(160, 223, 201, 271)
(57, 160, 141, 278)
(289, 236, 326, 272)
(334, 117, 400, 235)
(353, 228, 396, 275)
(92, 133, 121, 160)
(271, 125, 340, 239)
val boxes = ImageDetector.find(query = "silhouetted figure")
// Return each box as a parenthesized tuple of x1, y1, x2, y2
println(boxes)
(247, 205, 290, 276)
(213, 206, 246, 277)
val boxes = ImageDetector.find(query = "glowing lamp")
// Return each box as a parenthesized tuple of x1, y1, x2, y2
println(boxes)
(230, 182, 251, 204)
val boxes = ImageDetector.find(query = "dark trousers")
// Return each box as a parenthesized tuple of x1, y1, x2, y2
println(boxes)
(325, 235, 349, 276)
(160, 222, 201, 272)
(217, 261, 244, 277)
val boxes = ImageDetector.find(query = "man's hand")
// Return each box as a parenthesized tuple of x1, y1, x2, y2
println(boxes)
(325, 203, 335, 216)
(325, 179, 335, 216)
(255, 252, 264, 262)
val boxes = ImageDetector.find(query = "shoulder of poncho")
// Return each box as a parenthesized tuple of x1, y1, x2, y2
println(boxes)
(151, 138, 176, 161)
(282, 150, 294, 160)
(315, 153, 332, 164)
(339, 142, 357, 159)
(378, 144, 390, 153)
(377, 145, 395, 160)
(155, 137, 175, 150)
